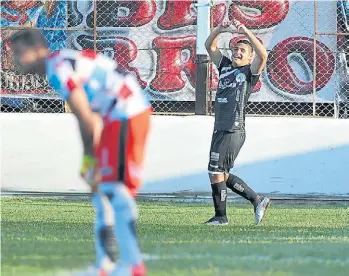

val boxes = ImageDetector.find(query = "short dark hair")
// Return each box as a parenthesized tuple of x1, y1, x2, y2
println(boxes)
(234, 39, 253, 53)
(10, 29, 47, 48)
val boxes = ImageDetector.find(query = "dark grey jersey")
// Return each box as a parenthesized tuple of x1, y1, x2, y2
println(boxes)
(214, 55, 260, 132)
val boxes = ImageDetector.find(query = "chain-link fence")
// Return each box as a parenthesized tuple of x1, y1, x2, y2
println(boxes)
(1, 0, 348, 117)
(1, 0, 197, 114)
(1, 0, 91, 113)
(209, 0, 348, 118)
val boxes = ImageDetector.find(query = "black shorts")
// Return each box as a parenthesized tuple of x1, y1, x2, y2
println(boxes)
(208, 130, 246, 174)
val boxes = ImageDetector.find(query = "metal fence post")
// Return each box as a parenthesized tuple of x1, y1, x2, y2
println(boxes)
(195, 0, 211, 115)
(313, 0, 318, 117)
(93, 0, 97, 53)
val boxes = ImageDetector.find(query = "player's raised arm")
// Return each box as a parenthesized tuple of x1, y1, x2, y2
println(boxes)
(232, 19, 268, 74)
(205, 22, 237, 68)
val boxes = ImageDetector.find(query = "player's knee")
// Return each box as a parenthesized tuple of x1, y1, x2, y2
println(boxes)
(111, 185, 138, 220)
(92, 193, 115, 227)
(208, 172, 225, 184)
(92, 193, 101, 208)
(226, 173, 234, 184)
(92, 193, 104, 220)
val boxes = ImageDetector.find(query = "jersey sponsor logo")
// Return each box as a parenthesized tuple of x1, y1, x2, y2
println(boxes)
(218, 80, 237, 90)
(217, 97, 228, 103)
(218, 68, 240, 90)
(220, 68, 238, 79)
(236, 72, 247, 83)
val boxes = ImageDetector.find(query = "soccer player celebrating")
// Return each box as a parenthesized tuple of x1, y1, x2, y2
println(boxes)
(10, 30, 151, 276)
(204, 20, 271, 225)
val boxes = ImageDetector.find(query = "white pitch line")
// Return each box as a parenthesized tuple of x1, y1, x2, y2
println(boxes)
(142, 253, 349, 265)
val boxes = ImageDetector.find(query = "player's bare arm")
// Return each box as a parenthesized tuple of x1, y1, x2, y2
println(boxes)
(66, 87, 95, 156)
(67, 87, 100, 190)
(205, 22, 238, 68)
(232, 19, 268, 74)
(91, 112, 103, 148)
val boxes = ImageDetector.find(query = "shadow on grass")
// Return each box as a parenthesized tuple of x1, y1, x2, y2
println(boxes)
(142, 144, 349, 196)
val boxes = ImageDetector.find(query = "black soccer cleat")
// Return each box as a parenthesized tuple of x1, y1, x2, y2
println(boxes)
(204, 216, 228, 225)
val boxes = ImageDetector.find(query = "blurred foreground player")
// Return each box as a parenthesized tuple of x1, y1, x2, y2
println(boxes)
(10, 30, 151, 276)
(204, 20, 271, 225)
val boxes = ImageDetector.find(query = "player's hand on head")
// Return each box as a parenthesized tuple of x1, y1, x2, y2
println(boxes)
(220, 21, 231, 28)
(232, 19, 242, 28)
(219, 21, 236, 33)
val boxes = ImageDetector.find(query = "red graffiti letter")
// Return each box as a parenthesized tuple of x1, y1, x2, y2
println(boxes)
(158, 0, 226, 29)
(208, 64, 220, 92)
(158, 0, 196, 29)
(151, 36, 196, 92)
(113, 37, 147, 88)
(266, 36, 335, 95)
(228, 0, 290, 29)
(212, 4, 226, 27)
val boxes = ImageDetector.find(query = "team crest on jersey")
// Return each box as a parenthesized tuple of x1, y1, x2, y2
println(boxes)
(236, 73, 246, 83)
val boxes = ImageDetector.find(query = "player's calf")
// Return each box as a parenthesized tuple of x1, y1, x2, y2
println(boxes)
(225, 174, 259, 205)
(92, 193, 117, 272)
(100, 183, 145, 270)
(226, 174, 271, 225)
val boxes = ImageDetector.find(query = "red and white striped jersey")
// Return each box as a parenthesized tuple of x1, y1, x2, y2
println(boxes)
(46, 49, 151, 119)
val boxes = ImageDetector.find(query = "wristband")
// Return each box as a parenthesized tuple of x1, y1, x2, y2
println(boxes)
(81, 155, 96, 173)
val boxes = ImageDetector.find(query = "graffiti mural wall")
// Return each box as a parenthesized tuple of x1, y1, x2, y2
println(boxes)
(209, 0, 337, 103)
(1, 0, 67, 97)
(0, 0, 345, 105)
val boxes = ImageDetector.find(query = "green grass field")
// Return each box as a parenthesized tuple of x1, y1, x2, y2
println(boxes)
(1, 197, 348, 276)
